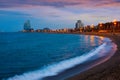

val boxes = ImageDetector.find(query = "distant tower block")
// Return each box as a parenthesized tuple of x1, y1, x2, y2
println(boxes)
(75, 20, 84, 30)
(24, 20, 31, 31)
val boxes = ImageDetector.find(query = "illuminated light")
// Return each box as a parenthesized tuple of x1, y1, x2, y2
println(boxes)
(91, 24, 94, 28)
(113, 19, 117, 25)
(90, 35, 95, 46)
(99, 22, 103, 27)
(99, 36, 105, 41)
(113, 19, 117, 22)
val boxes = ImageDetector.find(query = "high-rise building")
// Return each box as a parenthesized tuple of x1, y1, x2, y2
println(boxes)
(24, 20, 31, 31)
(75, 20, 84, 29)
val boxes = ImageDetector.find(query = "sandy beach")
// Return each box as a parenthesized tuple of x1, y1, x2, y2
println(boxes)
(67, 32, 120, 80)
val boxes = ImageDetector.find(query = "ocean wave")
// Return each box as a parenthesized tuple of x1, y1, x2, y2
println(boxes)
(4, 37, 117, 80)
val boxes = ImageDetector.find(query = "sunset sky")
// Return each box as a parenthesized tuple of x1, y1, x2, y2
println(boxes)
(0, 0, 120, 32)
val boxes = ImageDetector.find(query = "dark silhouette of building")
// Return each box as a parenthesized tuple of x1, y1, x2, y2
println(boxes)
(75, 20, 84, 29)
(36, 29, 42, 32)
(43, 28, 51, 32)
(23, 20, 34, 32)
(75, 20, 84, 32)
(97, 21, 120, 32)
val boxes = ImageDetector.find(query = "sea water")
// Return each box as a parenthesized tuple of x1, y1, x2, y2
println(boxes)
(0, 33, 117, 80)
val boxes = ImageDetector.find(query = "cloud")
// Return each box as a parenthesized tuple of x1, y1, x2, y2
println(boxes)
(0, 10, 29, 16)
(0, 0, 120, 8)
(0, 0, 120, 30)
(1, 4, 120, 25)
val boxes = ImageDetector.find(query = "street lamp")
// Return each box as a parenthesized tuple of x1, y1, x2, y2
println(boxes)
(91, 24, 94, 32)
(99, 22, 103, 30)
(113, 19, 117, 33)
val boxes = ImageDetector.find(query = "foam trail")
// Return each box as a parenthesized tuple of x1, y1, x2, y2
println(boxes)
(4, 38, 117, 80)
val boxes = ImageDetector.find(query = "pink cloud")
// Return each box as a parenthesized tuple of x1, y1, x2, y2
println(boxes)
(0, 0, 120, 8)
(0, 0, 120, 26)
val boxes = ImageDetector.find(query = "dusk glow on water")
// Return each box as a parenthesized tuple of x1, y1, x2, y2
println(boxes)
(0, 33, 117, 80)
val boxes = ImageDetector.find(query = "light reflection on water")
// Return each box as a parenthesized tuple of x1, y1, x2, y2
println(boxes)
(84, 35, 103, 47)
(90, 35, 96, 46)
(99, 36, 105, 41)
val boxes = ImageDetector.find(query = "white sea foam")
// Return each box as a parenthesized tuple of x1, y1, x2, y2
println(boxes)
(5, 37, 117, 80)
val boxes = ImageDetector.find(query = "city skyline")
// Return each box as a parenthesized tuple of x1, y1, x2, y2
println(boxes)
(0, 0, 120, 32)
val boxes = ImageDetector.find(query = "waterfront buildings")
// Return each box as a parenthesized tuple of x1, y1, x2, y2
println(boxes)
(23, 20, 34, 32)
(77, 20, 120, 33)
(75, 20, 84, 29)
(75, 20, 84, 32)
(22, 19, 120, 33)
(97, 21, 120, 32)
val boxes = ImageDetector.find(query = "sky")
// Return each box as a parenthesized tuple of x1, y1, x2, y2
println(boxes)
(0, 0, 120, 32)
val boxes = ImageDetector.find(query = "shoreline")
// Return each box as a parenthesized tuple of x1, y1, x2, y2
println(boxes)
(67, 32, 120, 80)
(42, 32, 118, 80)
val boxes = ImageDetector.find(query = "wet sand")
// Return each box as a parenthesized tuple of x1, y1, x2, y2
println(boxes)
(67, 32, 120, 80)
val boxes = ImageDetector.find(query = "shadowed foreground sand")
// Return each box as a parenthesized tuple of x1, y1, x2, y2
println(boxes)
(67, 32, 120, 80)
